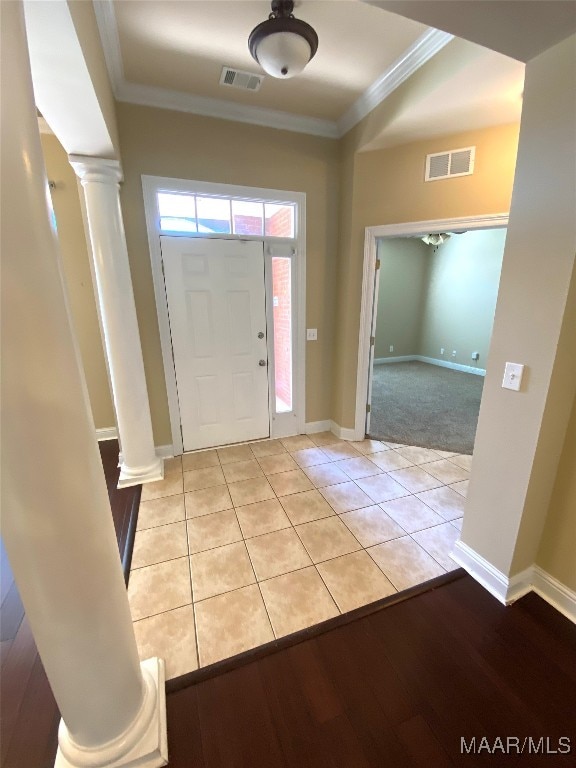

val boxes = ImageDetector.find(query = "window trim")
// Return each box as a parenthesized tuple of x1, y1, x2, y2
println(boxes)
(157, 190, 297, 239)
(141, 175, 306, 454)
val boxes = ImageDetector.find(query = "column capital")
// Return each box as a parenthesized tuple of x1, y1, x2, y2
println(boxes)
(69, 155, 124, 185)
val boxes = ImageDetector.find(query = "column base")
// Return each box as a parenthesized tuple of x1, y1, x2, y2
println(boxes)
(55, 657, 168, 768)
(117, 458, 164, 488)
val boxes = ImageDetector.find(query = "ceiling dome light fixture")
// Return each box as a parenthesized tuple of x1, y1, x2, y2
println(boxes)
(249, 0, 318, 80)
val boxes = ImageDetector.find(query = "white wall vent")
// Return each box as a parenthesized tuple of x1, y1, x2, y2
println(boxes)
(220, 67, 263, 92)
(425, 146, 475, 182)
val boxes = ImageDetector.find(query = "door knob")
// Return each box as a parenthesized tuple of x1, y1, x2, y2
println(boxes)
(257, 331, 264, 339)
(259, 359, 267, 366)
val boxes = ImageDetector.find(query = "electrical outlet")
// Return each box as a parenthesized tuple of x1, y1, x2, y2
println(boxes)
(452, 350, 457, 357)
(471, 351, 480, 361)
(306, 328, 317, 341)
(440, 348, 445, 355)
(389, 345, 394, 353)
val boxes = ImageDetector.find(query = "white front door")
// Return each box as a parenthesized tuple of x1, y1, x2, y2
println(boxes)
(161, 237, 269, 451)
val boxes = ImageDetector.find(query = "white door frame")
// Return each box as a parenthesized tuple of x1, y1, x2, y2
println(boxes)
(142, 175, 306, 455)
(354, 214, 509, 441)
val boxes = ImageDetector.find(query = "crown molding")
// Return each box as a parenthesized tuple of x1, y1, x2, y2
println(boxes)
(337, 28, 454, 136)
(94, 0, 450, 140)
(116, 80, 340, 138)
(93, 0, 125, 93)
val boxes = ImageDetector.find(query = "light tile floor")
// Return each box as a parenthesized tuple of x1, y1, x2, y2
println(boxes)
(129, 433, 469, 678)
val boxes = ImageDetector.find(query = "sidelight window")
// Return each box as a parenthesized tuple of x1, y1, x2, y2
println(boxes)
(272, 257, 293, 413)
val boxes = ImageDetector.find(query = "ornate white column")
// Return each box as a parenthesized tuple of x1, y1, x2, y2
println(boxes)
(0, 4, 167, 767)
(69, 156, 163, 488)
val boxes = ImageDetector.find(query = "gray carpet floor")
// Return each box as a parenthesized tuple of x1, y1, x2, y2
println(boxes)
(369, 361, 484, 455)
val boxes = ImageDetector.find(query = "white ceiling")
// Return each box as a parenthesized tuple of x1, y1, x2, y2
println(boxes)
(114, 1, 429, 121)
(94, 0, 526, 143)
(362, 38, 525, 151)
(368, 1, 576, 63)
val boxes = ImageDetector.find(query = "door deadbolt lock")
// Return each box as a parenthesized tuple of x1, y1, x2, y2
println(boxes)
(257, 331, 264, 339)
(259, 359, 267, 366)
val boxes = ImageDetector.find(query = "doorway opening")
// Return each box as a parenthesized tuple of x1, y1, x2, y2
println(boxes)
(355, 215, 509, 454)
(142, 176, 306, 455)
(370, 228, 507, 454)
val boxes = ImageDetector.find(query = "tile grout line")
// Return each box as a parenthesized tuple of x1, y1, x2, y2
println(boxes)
(409, 490, 467, 522)
(406, 527, 460, 573)
(311, 562, 343, 617)
(136, 514, 187, 534)
(240, 532, 278, 641)
(184, 505, 202, 673)
(131, 551, 189, 572)
(364, 546, 409, 593)
(374, 506, 464, 532)
(132, 599, 195, 626)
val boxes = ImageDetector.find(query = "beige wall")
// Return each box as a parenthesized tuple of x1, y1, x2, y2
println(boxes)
(419, 229, 506, 368)
(461, 33, 576, 577)
(375, 238, 427, 359)
(116, 102, 340, 444)
(334, 121, 520, 427)
(40, 133, 115, 429)
(537, 393, 576, 591)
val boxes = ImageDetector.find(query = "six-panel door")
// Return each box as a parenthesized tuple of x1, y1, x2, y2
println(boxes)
(161, 236, 269, 451)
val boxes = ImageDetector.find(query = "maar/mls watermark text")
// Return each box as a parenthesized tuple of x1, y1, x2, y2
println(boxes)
(460, 736, 572, 755)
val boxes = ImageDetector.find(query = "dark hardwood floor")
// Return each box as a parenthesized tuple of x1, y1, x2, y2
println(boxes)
(166, 576, 576, 768)
(0, 439, 140, 768)
(2, 448, 575, 767)
(98, 438, 142, 583)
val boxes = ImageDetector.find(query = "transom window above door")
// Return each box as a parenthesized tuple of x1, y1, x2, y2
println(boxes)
(157, 192, 295, 238)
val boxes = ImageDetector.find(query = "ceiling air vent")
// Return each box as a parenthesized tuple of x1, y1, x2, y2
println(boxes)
(425, 146, 475, 182)
(220, 67, 263, 92)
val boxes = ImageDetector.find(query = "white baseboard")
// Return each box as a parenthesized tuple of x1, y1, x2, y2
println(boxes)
(305, 420, 331, 434)
(453, 541, 575, 623)
(96, 426, 118, 441)
(330, 421, 359, 441)
(374, 355, 416, 365)
(452, 540, 512, 604)
(100, 429, 170, 464)
(305, 420, 358, 441)
(417, 355, 486, 376)
(532, 566, 576, 623)
(506, 566, 535, 604)
(374, 355, 485, 376)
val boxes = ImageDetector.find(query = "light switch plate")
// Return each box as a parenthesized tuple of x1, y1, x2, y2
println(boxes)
(502, 362, 524, 391)
(306, 328, 317, 341)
